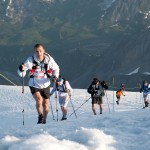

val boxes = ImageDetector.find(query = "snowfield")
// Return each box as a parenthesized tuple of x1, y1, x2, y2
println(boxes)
(0, 85, 149, 150)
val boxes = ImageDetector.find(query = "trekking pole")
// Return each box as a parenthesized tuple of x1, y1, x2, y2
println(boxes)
(105, 90, 110, 112)
(112, 77, 115, 112)
(139, 83, 145, 107)
(142, 96, 145, 108)
(70, 97, 91, 117)
(140, 93, 142, 104)
(22, 72, 25, 125)
(55, 85, 59, 121)
(69, 96, 77, 118)
(49, 98, 55, 120)
(22, 72, 24, 94)
(0, 73, 17, 86)
(139, 83, 144, 105)
(22, 109, 24, 125)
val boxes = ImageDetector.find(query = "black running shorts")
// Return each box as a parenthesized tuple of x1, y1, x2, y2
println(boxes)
(29, 86, 50, 99)
(92, 96, 102, 104)
(116, 95, 120, 100)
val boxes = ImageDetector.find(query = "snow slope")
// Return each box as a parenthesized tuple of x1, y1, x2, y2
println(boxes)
(0, 85, 149, 150)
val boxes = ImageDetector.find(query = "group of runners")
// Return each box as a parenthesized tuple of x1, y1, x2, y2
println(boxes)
(18, 44, 149, 124)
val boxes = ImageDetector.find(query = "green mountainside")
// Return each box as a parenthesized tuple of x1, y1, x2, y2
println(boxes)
(1, 0, 150, 89)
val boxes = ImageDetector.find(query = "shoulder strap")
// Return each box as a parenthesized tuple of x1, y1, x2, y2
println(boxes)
(43, 53, 51, 77)
(62, 78, 68, 92)
(30, 55, 50, 78)
(32, 56, 38, 69)
(56, 80, 67, 92)
(44, 53, 51, 64)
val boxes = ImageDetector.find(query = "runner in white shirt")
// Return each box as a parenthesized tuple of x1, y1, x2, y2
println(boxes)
(50, 76, 73, 121)
(18, 43, 59, 124)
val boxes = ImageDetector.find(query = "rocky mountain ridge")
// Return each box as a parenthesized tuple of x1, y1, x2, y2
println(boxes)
(0, 0, 150, 90)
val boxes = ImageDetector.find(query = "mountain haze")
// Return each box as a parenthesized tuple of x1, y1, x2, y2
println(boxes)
(1, 0, 150, 90)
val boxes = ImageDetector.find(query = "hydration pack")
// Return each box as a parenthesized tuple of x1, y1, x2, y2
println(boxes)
(30, 53, 51, 78)
(56, 78, 68, 93)
(62, 78, 68, 92)
(87, 84, 94, 94)
(101, 80, 108, 90)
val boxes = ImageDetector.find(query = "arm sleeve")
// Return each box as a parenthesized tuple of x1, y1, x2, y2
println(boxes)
(49, 56, 60, 78)
(121, 91, 125, 96)
(65, 81, 73, 93)
(17, 57, 33, 77)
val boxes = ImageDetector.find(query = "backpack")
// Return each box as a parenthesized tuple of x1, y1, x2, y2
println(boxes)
(101, 80, 108, 90)
(87, 84, 94, 94)
(62, 78, 68, 92)
(30, 53, 51, 78)
(56, 78, 68, 93)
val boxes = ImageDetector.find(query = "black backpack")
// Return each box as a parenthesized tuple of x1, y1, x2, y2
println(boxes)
(101, 80, 108, 90)
(87, 83, 94, 94)
(62, 78, 68, 92)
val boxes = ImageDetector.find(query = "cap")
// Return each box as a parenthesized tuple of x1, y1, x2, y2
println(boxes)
(57, 77, 63, 82)
(93, 78, 100, 82)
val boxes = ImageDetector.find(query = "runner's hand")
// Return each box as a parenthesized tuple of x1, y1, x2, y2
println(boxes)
(19, 63, 25, 72)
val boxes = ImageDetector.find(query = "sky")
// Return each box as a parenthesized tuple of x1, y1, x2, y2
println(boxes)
(0, 85, 149, 150)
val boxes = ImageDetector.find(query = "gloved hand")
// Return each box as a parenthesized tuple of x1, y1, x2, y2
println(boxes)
(19, 63, 25, 72)
(140, 88, 143, 93)
(52, 75, 57, 82)
(29, 69, 35, 76)
(47, 69, 52, 77)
